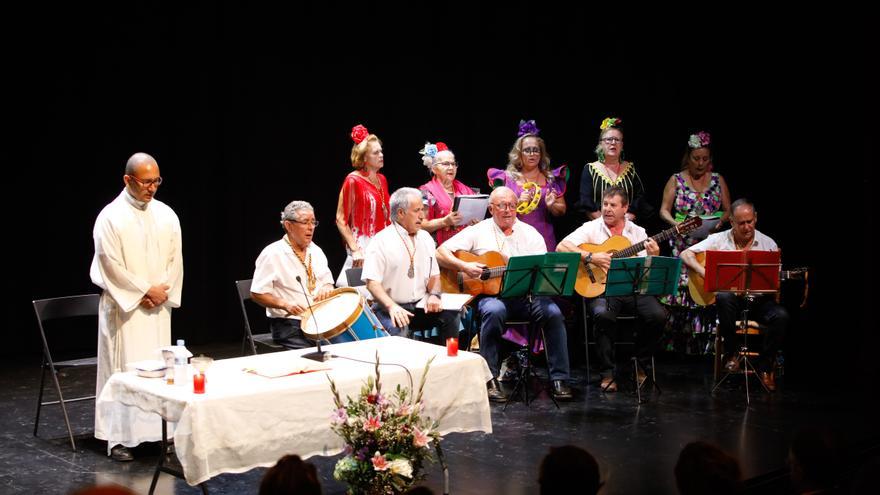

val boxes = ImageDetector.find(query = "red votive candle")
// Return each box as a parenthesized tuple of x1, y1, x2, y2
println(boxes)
(446, 337, 458, 357)
(193, 373, 206, 394)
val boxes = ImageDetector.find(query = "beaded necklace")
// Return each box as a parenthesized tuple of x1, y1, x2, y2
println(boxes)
(284, 236, 316, 291)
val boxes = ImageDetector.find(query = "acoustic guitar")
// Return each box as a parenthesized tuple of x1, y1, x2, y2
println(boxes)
(573, 217, 703, 298)
(440, 250, 507, 296)
(687, 251, 808, 306)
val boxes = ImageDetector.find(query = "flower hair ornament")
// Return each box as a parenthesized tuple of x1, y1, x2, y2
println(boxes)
(419, 141, 449, 169)
(688, 131, 711, 149)
(517, 119, 540, 137)
(600, 117, 622, 130)
(351, 124, 370, 144)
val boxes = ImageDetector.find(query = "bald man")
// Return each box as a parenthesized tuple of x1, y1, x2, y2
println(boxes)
(91, 153, 183, 461)
(437, 187, 572, 402)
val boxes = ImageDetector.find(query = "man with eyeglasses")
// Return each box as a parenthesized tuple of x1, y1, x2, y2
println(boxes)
(437, 187, 573, 401)
(251, 201, 336, 349)
(91, 152, 183, 461)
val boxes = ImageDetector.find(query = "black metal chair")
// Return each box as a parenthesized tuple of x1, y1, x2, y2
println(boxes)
(32, 294, 100, 451)
(235, 279, 285, 355)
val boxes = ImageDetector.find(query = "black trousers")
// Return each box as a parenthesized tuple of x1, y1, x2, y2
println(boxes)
(716, 293, 788, 372)
(268, 317, 312, 349)
(372, 302, 460, 340)
(588, 296, 667, 378)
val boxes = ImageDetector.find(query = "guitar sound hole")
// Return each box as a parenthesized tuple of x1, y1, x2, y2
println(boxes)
(480, 269, 490, 281)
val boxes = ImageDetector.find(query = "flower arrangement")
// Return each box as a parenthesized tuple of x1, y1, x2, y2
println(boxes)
(517, 119, 540, 137)
(600, 117, 622, 130)
(688, 131, 711, 149)
(329, 354, 443, 494)
(351, 124, 370, 144)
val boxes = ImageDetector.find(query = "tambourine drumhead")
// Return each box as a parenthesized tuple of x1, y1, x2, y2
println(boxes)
(301, 287, 363, 340)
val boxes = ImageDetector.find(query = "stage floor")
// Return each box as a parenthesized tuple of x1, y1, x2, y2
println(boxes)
(3, 340, 876, 494)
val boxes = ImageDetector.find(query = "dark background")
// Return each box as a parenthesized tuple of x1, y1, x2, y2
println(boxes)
(7, 4, 873, 390)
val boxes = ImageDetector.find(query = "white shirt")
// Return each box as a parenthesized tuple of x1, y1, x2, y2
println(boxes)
(561, 217, 649, 256)
(687, 228, 779, 253)
(441, 218, 547, 257)
(362, 223, 439, 304)
(251, 237, 334, 319)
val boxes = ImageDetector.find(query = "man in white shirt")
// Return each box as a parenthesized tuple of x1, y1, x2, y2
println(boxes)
(91, 152, 183, 461)
(251, 201, 335, 348)
(437, 187, 572, 401)
(680, 199, 788, 391)
(558, 187, 665, 392)
(363, 187, 460, 339)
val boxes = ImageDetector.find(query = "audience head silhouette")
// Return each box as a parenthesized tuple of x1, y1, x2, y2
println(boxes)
(674, 441, 743, 495)
(538, 445, 602, 495)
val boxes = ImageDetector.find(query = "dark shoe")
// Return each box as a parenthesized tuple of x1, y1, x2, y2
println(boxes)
(498, 355, 520, 383)
(600, 376, 618, 393)
(551, 380, 573, 400)
(760, 371, 777, 392)
(724, 355, 741, 373)
(110, 444, 134, 462)
(487, 379, 508, 403)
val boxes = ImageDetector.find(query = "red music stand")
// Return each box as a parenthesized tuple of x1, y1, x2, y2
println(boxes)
(705, 250, 781, 403)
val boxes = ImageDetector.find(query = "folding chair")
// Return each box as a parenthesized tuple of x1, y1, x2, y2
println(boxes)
(32, 294, 100, 451)
(235, 279, 284, 355)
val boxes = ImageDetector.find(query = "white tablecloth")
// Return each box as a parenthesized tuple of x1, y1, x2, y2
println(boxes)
(96, 337, 493, 485)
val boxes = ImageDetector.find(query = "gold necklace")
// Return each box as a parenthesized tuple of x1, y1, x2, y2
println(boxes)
(285, 237, 316, 291)
(493, 223, 507, 253)
(365, 172, 389, 221)
(394, 224, 416, 278)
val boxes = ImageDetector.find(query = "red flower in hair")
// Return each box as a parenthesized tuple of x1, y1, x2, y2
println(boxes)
(351, 124, 369, 144)
(435, 142, 448, 152)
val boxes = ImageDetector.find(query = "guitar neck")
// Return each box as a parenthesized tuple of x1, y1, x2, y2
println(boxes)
(612, 226, 678, 258)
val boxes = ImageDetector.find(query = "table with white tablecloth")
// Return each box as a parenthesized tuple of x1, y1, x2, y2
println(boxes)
(96, 337, 493, 486)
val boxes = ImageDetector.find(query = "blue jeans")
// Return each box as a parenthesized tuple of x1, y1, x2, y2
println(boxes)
(478, 296, 570, 381)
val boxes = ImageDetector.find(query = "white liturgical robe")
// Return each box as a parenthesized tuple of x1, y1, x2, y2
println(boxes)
(91, 189, 183, 450)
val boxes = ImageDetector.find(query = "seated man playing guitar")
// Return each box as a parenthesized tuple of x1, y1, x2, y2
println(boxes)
(436, 187, 573, 402)
(557, 186, 666, 392)
(680, 198, 788, 391)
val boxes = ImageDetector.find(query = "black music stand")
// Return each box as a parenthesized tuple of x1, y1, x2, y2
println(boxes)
(602, 256, 681, 403)
(706, 250, 781, 404)
(499, 252, 579, 409)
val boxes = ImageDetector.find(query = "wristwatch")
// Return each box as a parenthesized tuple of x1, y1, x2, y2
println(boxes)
(583, 252, 593, 265)
(429, 291, 442, 298)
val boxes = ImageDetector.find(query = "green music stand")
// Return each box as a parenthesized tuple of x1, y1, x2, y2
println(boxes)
(499, 252, 579, 408)
(603, 255, 680, 403)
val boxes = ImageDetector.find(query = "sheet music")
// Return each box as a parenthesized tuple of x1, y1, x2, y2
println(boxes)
(416, 293, 474, 311)
(452, 194, 489, 226)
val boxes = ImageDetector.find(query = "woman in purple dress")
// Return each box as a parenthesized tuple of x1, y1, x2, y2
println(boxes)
(487, 120, 568, 251)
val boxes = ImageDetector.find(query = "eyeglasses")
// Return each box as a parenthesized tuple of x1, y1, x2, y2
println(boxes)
(491, 202, 516, 211)
(128, 175, 163, 187)
(521, 147, 541, 155)
(288, 219, 320, 227)
(601, 137, 623, 144)
(435, 161, 458, 168)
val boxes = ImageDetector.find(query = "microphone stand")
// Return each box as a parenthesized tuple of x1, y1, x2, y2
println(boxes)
(297, 275, 331, 362)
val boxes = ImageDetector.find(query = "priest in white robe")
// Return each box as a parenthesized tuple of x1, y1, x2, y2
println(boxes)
(90, 152, 183, 460)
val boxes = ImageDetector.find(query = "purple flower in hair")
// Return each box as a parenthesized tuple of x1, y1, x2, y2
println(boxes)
(517, 119, 540, 137)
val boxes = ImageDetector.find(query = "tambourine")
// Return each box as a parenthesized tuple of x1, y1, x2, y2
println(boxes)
(516, 182, 542, 214)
